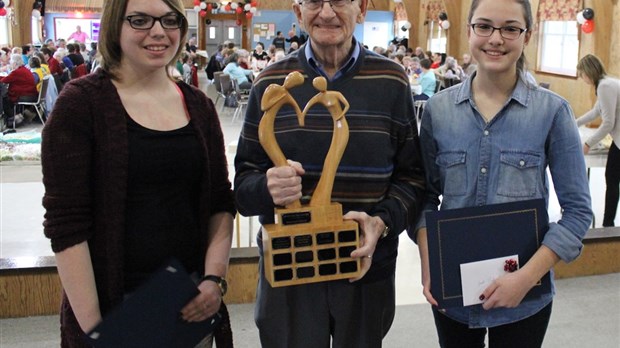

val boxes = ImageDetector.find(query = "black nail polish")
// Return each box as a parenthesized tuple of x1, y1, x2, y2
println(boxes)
(479, 294, 485, 301)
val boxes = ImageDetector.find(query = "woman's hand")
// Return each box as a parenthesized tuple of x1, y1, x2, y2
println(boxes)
(180, 281, 221, 322)
(480, 270, 536, 310)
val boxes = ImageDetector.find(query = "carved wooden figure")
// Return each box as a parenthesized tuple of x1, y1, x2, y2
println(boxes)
(259, 74, 361, 287)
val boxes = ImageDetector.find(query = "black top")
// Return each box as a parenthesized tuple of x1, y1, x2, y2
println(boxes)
(124, 115, 204, 292)
(253, 51, 269, 61)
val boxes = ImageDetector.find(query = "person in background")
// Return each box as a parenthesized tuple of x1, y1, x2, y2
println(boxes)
(288, 41, 299, 54)
(251, 42, 269, 72)
(576, 54, 620, 227)
(56, 39, 68, 56)
(223, 51, 253, 89)
(271, 30, 285, 50)
(414, 58, 436, 100)
(285, 25, 299, 47)
(1, 54, 38, 130)
(461, 53, 477, 78)
(79, 43, 90, 64)
(42, 48, 62, 76)
(430, 52, 442, 69)
(67, 25, 90, 43)
(67, 43, 85, 67)
(29, 55, 49, 92)
(21, 45, 32, 66)
(234, 0, 425, 346)
(41, 0, 235, 346)
(413, 0, 592, 347)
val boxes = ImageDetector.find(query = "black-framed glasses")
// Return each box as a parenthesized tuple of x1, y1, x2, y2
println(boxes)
(470, 23, 527, 40)
(298, 0, 355, 11)
(125, 14, 184, 30)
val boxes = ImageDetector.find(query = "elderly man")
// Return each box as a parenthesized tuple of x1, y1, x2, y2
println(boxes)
(234, 0, 425, 347)
(1, 54, 38, 130)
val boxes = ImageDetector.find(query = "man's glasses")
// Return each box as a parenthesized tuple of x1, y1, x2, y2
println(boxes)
(298, 0, 355, 11)
(470, 23, 527, 40)
(125, 14, 184, 30)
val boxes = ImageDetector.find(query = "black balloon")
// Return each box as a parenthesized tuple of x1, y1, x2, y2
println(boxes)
(205, 18, 212, 25)
(582, 8, 594, 20)
(438, 12, 448, 21)
(401, 26, 407, 32)
(0, 1, 4, 9)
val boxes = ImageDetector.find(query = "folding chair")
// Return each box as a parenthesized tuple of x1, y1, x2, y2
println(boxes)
(230, 78, 249, 124)
(13, 76, 50, 128)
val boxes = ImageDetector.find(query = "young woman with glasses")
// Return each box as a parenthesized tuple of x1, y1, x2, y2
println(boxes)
(41, 0, 235, 347)
(413, 0, 592, 346)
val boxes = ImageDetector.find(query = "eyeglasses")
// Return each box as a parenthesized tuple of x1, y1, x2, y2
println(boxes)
(125, 14, 184, 30)
(470, 23, 527, 40)
(298, 0, 355, 11)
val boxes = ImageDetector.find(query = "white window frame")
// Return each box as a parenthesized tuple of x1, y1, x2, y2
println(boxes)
(0, 12, 9, 46)
(537, 20, 579, 77)
(427, 20, 446, 54)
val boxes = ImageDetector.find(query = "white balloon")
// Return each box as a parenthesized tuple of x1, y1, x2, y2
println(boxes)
(244, 4, 252, 11)
(250, 7, 257, 14)
(441, 20, 450, 29)
(199, 2, 207, 9)
(193, 5, 200, 12)
(576, 11, 586, 24)
(231, 2, 238, 9)
(403, 21, 411, 29)
(32, 9, 41, 18)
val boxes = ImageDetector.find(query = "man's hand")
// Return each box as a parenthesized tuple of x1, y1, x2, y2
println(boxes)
(180, 280, 221, 322)
(266, 160, 305, 206)
(345, 212, 385, 282)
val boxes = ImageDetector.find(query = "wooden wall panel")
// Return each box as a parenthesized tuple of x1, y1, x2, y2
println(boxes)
(0, 269, 63, 318)
(554, 239, 620, 279)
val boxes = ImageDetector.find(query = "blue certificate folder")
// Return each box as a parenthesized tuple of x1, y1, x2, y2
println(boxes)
(426, 199, 551, 308)
(86, 259, 221, 348)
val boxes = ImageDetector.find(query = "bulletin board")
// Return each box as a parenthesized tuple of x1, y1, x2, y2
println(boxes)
(252, 23, 276, 43)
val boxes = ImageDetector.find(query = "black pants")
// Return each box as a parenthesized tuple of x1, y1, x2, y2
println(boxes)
(603, 142, 620, 227)
(432, 302, 553, 348)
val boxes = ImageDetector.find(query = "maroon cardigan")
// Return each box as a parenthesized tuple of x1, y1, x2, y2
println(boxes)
(42, 70, 235, 347)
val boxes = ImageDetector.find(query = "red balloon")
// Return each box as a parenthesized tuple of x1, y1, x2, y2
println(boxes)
(207, 3, 212, 11)
(236, 19, 242, 26)
(581, 19, 594, 33)
(225, 4, 232, 11)
(0, 8, 5, 16)
(199, 10, 207, 18)
(236, 7, 243, 14)
(246, 12, 253, 19)
(250, 0, 257, 5)
(193, 0, 200, 5)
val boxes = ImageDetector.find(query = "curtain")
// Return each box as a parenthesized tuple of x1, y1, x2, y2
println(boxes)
(537, 0, 582, 21)
(423, 0, 444, 21)
(394, 2, 408, 21)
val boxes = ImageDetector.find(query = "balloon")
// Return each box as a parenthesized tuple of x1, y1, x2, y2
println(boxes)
(193, 0, 200, 5)
(225, 4, 232, 11)
(251, 1, 258, 6)
(246, 12, 253, 19)
(193, 5, 200, 12)
(441, 20, 450, 30)
(576, 11, 585, 25)
(236, 7, 242, 14)
(582, 8, 594, 20)
(0, 8, 6, 16)
(212, 3, 218, 9)
(236, 19, 242, 26)
(205, 18, 212, 25)
(403, 21, 411, 30)
(250, 7, 257, 14)
(231, 2, 238, 9)
(199, 2, 207, 9)
(32, 9, 41, 18)
(207, 3, 212, 11)
(0, 1, 5, 9)
(199, 10, 207, 17)
(581, 19, 594, 33)
(244, 4, 251, 11)
(438, 12, 448, 21)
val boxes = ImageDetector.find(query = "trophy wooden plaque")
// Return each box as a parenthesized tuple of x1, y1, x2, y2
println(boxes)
(259, 72, 361, 287)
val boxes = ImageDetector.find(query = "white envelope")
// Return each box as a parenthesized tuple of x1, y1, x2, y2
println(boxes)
(460, 254, 519, 306)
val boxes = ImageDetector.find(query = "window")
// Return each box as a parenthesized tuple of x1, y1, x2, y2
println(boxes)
(0, 13, 9, 46)
(537, 21, 579, 76)
(427, 21, 446, 54)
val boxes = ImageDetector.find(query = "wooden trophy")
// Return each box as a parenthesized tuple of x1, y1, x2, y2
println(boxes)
(258, 73, 361, 287)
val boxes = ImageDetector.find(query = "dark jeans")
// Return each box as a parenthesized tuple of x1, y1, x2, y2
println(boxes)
(2, 94, 37, 125)
(603, 142, 620, 226)
(432, 302, 553, 348)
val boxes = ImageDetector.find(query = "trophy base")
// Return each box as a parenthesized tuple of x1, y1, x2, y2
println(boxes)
(262, 203, 361, 287)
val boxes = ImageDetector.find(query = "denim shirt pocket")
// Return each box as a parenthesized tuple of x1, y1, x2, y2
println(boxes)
(497, 151, 541, 197)
(436, 151, 467, 196)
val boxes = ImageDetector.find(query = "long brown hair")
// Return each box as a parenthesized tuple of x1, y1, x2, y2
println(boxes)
(98, 0, 188, 80)
(577, 54, 607, 92)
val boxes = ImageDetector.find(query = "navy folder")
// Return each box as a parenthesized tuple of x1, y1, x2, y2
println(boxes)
(426, 199, 551, 308)
(86, 259, 221, 348)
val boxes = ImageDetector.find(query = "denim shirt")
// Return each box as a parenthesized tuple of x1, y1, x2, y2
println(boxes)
(417, 74, 592, 328)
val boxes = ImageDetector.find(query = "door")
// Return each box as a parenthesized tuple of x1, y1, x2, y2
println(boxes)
(205, 20, 242, 57)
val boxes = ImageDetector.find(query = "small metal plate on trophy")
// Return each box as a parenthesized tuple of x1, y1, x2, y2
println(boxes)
(259, 73, 361, 287)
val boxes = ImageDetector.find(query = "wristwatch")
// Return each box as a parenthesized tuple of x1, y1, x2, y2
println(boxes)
(380, 224, 390, 239)
(201, 275, 228, 296)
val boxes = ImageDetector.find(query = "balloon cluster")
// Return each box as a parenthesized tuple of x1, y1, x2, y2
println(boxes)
(576, 8, 594, 34)
(194, 0, 259, 26)
(0, 1, 6, 17)
(438, 11, 450, 30)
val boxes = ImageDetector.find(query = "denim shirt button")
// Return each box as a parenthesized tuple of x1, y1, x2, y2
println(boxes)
(480, 167, 487, 174)
(484, 130, 489, 136)
(519, 160, 525, 167)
